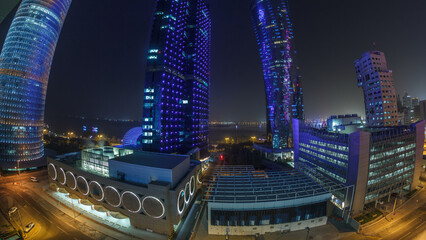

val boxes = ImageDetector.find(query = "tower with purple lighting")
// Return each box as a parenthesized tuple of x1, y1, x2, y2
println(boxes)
(141, 0, 211, 154)
(250, 0, 303, 150)
(0, 0, 72, 169)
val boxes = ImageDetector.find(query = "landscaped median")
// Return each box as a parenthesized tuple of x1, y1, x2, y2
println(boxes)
(354, 209, 383, 225)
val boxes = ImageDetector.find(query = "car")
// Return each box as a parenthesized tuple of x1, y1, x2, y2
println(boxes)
(30, 177, 39, 182)
(24, 222, 35, 233)
(8, 207, 17, 215)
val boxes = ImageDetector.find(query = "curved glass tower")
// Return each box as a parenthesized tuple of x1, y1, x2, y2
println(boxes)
(251, 0, 303, 150)
(0, 0, 72, 168)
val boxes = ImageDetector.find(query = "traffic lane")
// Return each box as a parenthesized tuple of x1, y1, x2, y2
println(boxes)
(384, 213, 426, 240)
(362, 193, 426, 235)
(15, 187, 92, 240)
(0, 186, 72, 240)
(0, 173, 48, 185)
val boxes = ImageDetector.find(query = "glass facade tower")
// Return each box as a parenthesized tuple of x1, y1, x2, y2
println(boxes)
(0, 0, 72, 168)
(142, 0, 211, 154)
(250, 0, 303, 150)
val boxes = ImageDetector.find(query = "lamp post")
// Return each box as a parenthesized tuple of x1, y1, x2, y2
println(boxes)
(305, 227, 310, 240)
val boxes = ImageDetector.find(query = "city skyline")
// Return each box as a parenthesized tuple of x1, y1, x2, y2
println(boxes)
(1, 0, 424, 122)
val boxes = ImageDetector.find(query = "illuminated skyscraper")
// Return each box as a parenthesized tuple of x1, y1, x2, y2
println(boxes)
(250, 0, 303, 150)
(183, 0, 211, 154)
(0, 0, 72, 169)
(142, 0, 211, 154)
(354, 51, 398, 127)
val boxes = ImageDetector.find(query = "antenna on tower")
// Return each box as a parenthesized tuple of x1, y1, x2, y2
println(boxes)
(372, 42, 377, 51)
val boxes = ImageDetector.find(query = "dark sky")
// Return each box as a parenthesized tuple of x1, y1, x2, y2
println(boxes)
(1, 0, 425, 121)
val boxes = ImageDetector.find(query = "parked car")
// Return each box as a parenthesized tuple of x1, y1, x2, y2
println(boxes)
(8, 206, 17, 215)
(24, 222, 35, 233)
(30, 177, 39, 182)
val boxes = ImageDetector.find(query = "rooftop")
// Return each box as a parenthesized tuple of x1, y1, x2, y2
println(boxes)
(204, 165, 330, 203)
(110, 151, 189, 169)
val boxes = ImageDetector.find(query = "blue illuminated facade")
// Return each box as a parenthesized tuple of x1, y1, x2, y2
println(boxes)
(250, 0, 303, 150)
(142, 0, 211, 154)
(0, 0, 72, 169)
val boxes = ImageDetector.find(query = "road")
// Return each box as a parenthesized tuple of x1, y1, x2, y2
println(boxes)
(361, 185, 426, 240)
(0, 171, 98, 240)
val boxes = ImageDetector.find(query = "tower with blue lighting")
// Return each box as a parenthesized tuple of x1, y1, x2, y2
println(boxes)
(250, 0, 303, 150)
(142, 0, 211, 154)
(0, 0, 72, 169)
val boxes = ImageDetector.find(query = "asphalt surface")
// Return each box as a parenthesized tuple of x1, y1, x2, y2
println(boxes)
(361, 184, 426, 240)
(0, 171, 92, 240)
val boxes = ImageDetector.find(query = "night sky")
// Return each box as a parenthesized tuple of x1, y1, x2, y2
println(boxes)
(1, 0, 425, 121)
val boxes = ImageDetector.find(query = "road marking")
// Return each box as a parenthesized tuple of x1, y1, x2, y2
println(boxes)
(415, 221, 425, 230)
(399, 232, 411, 240)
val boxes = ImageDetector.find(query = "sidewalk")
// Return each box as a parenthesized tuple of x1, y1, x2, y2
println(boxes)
(23, 182, 168, 240)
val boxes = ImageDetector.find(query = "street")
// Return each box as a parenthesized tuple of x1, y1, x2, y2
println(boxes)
(0, 170, 109, 240)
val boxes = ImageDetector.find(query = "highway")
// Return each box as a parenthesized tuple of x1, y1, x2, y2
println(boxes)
(0, 171, 93, 240)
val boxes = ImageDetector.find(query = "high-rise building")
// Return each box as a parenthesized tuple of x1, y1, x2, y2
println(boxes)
(354, 51, 398, 127)
(141, 0, 211, 154)
(250, 0, 303, 150)
(0, 0, 72, 169)
(183, 0, 211, 154)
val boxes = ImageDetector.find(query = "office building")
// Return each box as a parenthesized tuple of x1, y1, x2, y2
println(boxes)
(293, 118, 425, 215)
(0, 0, 72, 170)
(141, 0, 211, 155)
(250, 0, 304, 150)
(205, 165, 330, 235)
(354, 51, 398, 127)
(48, 147, 202, 235)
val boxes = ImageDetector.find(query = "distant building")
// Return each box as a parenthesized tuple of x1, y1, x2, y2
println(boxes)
(204, 165, 330, 235)
(293, 119, 425, 215)
(326, 114, 362, 133)
(420, 100, 426, 121)
(48, 148, 202, 235)
(0, 0, 72, 170)
(354, 51, 398, 127)
(250, 0, 304, 151)
(141, 0, 211, 155)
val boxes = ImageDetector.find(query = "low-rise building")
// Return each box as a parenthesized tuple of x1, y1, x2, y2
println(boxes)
(293, 119, 425, 215)
(204, 165, 331, 236)
(47, 147, 202, 235)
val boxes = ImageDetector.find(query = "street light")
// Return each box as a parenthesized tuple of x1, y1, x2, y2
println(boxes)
(305, 227, 310, 240)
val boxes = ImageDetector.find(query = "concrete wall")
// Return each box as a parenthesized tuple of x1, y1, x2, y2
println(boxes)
(208, 216, 327, 235)
(348, 131, 370, 215)
(108, 160, 172, 186)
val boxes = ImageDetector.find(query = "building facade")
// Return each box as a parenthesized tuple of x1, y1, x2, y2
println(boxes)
(205, 165, 330, 236)
(293, 119, 425, 215)
(250, 0, 303, 150)
(141, 0, 211, 155)
(354, 51, 398, 127)
(0, 0, 72, 170)
(48, 148, 202, 235)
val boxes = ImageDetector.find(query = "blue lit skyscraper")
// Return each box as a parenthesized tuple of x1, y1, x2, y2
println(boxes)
(142, 0, 211, 154)
(183, 0, 211, 154)
(251, 0, 303, 150)
(0, 0, 72, 169)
